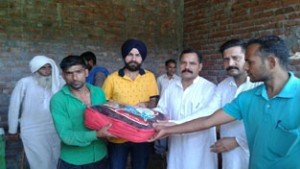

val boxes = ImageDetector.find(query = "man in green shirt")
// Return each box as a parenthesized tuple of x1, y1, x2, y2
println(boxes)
(50, 55, 114, 168)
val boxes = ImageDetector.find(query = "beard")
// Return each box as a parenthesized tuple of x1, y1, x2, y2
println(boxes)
(124, 61, 142, 71)
(34, 73, 52, 89)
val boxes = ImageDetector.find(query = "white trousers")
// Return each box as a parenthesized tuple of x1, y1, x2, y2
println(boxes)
(21, 132, 60, 169)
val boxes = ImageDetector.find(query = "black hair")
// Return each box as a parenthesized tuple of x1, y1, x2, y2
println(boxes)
(165, 59, 177, 67)
(80, 51, 96, 65)
(219, 39, 246, 54)
(247, 35, 289, 69)
(179, 49, 203, 63)
(60, 55, 87, 71)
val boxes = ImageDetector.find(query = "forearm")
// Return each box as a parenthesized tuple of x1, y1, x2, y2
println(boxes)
(166, 116, 212, 134)
(166, 109, 234, 135)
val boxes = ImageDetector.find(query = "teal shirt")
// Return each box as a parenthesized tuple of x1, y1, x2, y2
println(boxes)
(50, 83, 107, 165)
(223, 72, 300, 169)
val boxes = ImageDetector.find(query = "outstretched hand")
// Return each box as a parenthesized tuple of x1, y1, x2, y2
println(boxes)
(96, 123, 117, 139)
(148, 120, 176, 142)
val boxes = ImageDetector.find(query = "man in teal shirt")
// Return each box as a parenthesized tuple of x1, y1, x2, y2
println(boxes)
(50, 55, 114, 168)
(152, 35, 300, 169)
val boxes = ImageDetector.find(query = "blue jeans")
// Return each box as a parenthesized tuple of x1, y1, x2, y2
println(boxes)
(108, 142, 150, 169)
(57, 157, 108, 169)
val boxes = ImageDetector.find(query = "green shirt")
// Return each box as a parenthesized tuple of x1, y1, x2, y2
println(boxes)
(50, 83, 107, 165)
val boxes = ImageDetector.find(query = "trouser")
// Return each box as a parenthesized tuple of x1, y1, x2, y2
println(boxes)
(108, 142, 150, 169)
(57, 157, 108, 169)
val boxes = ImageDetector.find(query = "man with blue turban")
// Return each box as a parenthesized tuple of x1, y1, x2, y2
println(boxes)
(102, 39, 159, 169)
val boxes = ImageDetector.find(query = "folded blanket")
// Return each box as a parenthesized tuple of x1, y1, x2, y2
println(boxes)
(84, 104, 165, 143)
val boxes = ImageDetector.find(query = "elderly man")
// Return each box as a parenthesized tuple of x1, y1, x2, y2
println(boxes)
(102, 39, 159, 169)
(8, 55, 64, 169)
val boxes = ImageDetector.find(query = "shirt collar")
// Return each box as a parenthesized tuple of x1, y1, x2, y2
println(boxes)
(228, 76, 252, 87)
(175, 76, 200, 88)
(62, 83, 95, 96)
(256, 72, 298, 99)
(163, 73, 178, 79)
(118, 67, 146, 77)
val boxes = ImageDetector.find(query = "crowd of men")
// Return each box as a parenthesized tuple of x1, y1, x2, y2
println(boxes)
(7, 35, 300, 169)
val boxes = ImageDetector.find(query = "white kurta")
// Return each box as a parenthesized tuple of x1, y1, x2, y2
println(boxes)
(174, 77, 261, 169)
(8, 76, 63, 169)
(157, 73, 180, 96)
(155, 76, 217, 169)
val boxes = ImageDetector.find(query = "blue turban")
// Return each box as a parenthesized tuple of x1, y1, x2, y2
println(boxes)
(121, 39, 147, 61)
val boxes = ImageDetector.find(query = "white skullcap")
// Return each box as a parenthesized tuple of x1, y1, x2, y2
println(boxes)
(29, 55, 64, 94)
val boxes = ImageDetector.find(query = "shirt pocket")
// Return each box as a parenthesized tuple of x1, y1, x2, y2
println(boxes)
(268, 123, 299, 157)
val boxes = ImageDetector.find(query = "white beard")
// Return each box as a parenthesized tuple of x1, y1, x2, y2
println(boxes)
(34, 73, 52, 89)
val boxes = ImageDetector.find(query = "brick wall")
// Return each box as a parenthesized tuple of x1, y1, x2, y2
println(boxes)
(0, 1, 183, 168)
(183, 0, 300, 83)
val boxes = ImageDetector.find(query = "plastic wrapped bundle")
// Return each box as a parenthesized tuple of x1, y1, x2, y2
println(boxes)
(84, 104, 165, 143)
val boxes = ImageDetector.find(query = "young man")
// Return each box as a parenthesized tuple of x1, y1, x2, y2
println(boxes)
(50, 55, 114, 169)
(80, 51, 109, 87)
(8, 55, 64, 169)
(153, 35, 300, 169)
(154, 49, 217, 169)
(102, 39, 159, 169)
(157, 59, 180, 95)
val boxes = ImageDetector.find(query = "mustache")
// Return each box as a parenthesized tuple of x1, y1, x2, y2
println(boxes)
(128, 61, 139, 65)
(181, 69, 193, 73)
(226, 66, 239, 71)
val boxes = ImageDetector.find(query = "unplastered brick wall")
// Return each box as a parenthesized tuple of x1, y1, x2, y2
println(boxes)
(0, 0, 183, 168)
(183, 0, 300, 83)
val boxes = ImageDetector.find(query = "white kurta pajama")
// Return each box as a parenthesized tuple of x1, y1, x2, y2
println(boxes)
(157, 73, 181, 95)
(155, 76, 218, 169)
(174, 77, 261, 169)
(8, 56, 64, 169)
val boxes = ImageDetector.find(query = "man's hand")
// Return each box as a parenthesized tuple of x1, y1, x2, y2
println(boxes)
(210, 137, 239, 153)
(5, 133, 20, 141)
(149, 127, 170, 142)
(136, 102, 148, 108)
(149, 121, 176, 142)
(96, 124, 117, 139)
(152, 120, 176, 130)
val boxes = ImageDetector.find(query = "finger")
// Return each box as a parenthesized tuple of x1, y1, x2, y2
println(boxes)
(103, 123, 112, 129)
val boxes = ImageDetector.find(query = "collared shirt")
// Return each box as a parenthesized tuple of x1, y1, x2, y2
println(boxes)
(50, 84, 107, 165)
(155, 76, 217, 169)
(223, 72, 300, 169)
(170, 76, 261, 169)
(157, 73, 180, 95)
(209, 77, 260, 169)
(103, 68, 159, 105)
(102, 68, 159, 143)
